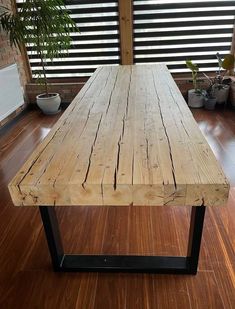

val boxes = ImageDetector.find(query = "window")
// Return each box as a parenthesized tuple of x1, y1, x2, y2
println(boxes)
(133, 0, 235, 73)
(17, 0, 120, 79)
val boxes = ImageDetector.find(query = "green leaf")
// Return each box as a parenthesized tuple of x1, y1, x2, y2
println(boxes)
(222, 54, 235, 70)
(185, 60, 199, 72)
(0, 0, 79, 91)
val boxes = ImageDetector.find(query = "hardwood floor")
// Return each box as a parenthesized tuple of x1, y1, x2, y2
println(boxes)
(0, 109, 235, 308)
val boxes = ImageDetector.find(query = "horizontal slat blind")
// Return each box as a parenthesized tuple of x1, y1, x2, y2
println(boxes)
(17, 0, 120, 79)
(133, 0, 235, 73)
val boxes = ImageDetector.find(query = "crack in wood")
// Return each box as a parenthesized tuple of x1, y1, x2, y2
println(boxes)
(201, 197, 205, 206)
(113, 169, 117, 191)
(29, 190, 38, 204)
(61, 104, 77, 126)
(38, 90, 100, 188)
(145, 138, 150, 168)
(113, 67, 132, 191)
(121, 116, 125, 139)
(167, 85, 184, 117)
(38, 151, 60, 185)
(99, 67, 110, 94)
(82, 115, 103, 189)
(17, 69, 104, 193)
(17, 183, 23, 195)
(180, 120, 190, 138)
(164, 197, 177, 206)
(164, 79, 203, 186)
(162, 78, 203, 186)
(82, 66, 104, 97)
(113, 135, 121, 191)
(61, 67, 102, 124)
(105, 69, 119, 115)
(163, 193, 184, 205)
(152, 71, 177, 190)
(143, 91, 151, 177)
(10, 65, 229, 207)
(17, 127, 62, 189)
(126, 66, 132, 117)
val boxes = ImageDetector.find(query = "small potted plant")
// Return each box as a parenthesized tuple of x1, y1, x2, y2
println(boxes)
(212, 53, 234, 105)
(0, 0, 77, 115)
(204, 85, 217, 110)
(186, 60, 205, 108)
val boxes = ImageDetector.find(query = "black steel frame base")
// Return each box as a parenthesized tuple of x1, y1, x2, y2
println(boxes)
(39, 205, 206, 275)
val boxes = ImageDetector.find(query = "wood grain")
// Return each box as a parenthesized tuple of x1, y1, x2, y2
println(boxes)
(8, 65, 229, 207)
(118, 0, 133, 65)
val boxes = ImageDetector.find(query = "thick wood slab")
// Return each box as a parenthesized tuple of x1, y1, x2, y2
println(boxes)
(8, 64, 229, 206)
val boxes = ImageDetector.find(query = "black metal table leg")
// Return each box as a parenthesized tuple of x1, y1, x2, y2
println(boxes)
(39, 207, 64, 271)
(39, 205, 206, 274)
(187, 205, 206, 274)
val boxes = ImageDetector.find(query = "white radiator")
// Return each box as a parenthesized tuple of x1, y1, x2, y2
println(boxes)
(0, 63, 24, 122)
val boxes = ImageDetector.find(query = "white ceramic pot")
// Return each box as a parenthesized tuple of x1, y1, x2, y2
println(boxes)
(36, 93, 61, 115)
(188, 89, 204, 108)
(213, 85, 230, 105)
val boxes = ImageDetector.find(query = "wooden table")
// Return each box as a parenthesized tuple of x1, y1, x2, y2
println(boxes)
(8, 64, 229, 274)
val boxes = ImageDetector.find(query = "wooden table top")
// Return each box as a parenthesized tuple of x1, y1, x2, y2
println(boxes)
(9, 64, 229, 207)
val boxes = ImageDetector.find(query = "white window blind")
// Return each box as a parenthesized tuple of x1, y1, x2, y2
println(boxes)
(134, 0, 235, 73)
(17, 0, 120, 79)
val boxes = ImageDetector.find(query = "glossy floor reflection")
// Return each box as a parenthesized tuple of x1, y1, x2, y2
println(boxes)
(193, 109, 235, 186)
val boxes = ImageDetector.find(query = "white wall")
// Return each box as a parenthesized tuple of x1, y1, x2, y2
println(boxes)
(0, 63, 24, 122)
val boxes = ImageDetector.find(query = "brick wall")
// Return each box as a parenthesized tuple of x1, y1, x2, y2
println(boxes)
(0, 0, 28, 88)
(26, 83, 85, 104)
(0, 0, 30, 128)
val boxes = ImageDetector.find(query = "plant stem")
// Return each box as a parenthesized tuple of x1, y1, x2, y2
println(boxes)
(193, 71, 197, 90)
(36, 24, 48, 96)
(38, 48, 49, 96)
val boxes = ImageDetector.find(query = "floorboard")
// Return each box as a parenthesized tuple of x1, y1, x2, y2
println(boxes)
(0, 109, 235, 308)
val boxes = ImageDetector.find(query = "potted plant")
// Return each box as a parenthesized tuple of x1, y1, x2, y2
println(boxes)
(204, 85, 217, 110)
(0, 0, 77, 115)
(210, 53, 235, 105)
(186, 60, 205, 108)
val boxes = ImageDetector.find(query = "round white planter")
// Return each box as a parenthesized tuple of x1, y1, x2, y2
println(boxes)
(36, 93, 61, 115)
(188, 89, 204, 108)
(213, 85, 229, 105)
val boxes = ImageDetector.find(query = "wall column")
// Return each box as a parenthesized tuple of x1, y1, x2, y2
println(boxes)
(118, 0, 133, 65)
